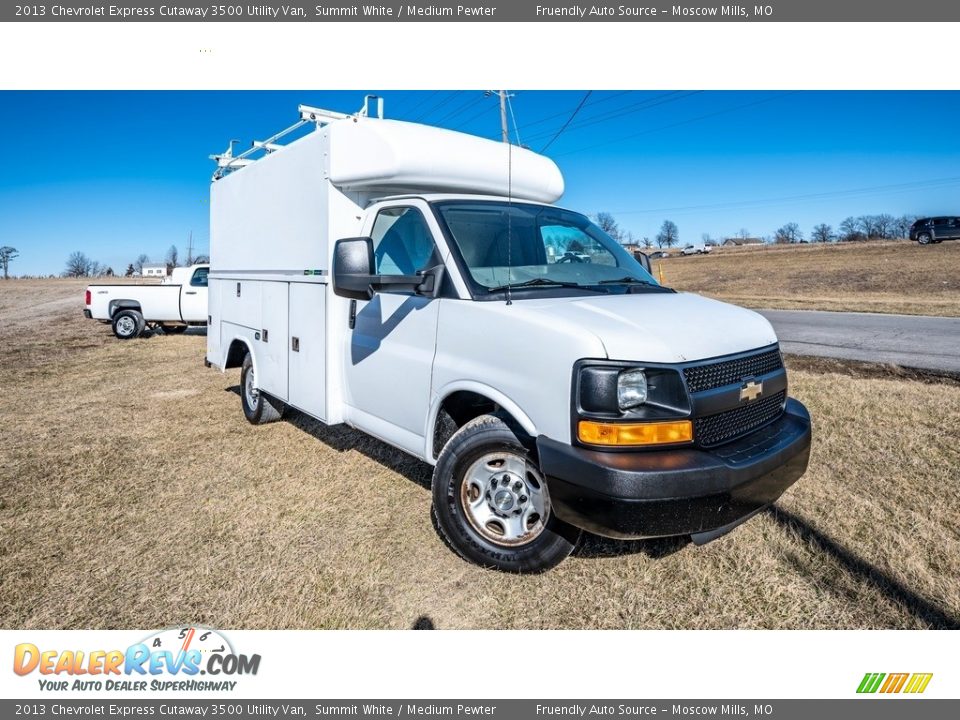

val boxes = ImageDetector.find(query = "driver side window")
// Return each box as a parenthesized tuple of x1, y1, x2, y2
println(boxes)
(370, 207, 438, 276)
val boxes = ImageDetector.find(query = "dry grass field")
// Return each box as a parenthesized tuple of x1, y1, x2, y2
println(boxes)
(657, 239, 960, 316)
(1, 278, 958, 630)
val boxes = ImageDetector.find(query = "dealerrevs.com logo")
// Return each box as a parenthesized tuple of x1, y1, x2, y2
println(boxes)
(857, 673, 933, 694)
(13, 627, 261, 692)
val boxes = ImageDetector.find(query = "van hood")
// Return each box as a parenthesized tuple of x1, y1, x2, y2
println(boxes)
(518, 292, 778, 363)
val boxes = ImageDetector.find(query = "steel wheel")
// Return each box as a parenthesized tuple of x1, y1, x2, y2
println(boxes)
(115, 315, 136, 337)
(244, 364, 260, 411)
(460, 451, 549, 547)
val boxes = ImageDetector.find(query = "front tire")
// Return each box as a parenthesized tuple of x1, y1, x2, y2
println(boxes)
(431, 414, 579, 573)
(240, 352, 285, 424)
(112, 309, 144, 339)
(917, 232, 933, 245)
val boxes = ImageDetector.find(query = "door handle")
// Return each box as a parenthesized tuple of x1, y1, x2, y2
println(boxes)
(185, 291, 198, 295)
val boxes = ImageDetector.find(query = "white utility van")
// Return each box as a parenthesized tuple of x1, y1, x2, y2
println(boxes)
(206, 100, 811, 572)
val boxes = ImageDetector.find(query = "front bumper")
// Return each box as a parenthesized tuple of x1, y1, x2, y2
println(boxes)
(538, 398, 812, 540)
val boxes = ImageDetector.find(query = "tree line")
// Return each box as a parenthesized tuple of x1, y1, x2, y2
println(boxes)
(61, 243, 208, 278)
(593, 212, 920, 248)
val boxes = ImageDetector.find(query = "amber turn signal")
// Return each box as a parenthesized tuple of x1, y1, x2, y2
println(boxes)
(577, 419, 693, 447)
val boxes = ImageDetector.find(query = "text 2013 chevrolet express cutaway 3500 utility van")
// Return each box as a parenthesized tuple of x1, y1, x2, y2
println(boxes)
(205, 99, 811, 572)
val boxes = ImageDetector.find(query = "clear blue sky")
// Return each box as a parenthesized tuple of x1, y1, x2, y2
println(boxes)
(1, 90, 958, 275)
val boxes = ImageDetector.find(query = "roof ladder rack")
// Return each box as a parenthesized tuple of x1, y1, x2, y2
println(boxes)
(210, 95, 384, 180)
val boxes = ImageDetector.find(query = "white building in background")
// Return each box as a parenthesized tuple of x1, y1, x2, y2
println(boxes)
(141, 263, 167, 277)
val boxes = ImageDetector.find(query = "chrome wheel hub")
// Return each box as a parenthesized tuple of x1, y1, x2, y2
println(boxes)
(460, 452, 549, 547)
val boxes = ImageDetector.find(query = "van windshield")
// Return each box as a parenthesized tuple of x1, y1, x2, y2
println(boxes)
(432, 200, 667, 296)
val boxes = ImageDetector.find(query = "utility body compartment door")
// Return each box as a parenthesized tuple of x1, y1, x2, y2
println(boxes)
(258, 281, 289, 401)
(288, 282, 327, 421)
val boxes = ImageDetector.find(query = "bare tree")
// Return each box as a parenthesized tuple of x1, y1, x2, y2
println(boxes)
(893, 214, 916, 239)
(839, 217, 862, 242)
(641, 237, 653, 249)
(194, 254, 210, 264)
(0, 246, 18, 279)
(595, 212, 623, 242)
(165, 244, 179, 268)
(774, 222, 802, 244)
(125, 263, 136, 277)
(134, 253, 149, 274)
(656, 220, 679, 248)
(737, 228, 751, 241)
(64, 251, 93, 277)
(810, 223, 834, 243)
(701, 233, 717, 247)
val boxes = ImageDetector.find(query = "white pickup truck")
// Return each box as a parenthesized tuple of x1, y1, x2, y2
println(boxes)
(206, 103, 811, 572)
(84, 264, 209, 339)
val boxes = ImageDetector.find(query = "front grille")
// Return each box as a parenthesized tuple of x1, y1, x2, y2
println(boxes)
(683, 347, 783, 393)
(694, 390, 786, 447)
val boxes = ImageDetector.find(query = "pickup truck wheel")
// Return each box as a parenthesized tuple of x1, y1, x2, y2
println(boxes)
(161, 324, 188, 334)
(917, 232, 933, 245)
(432, 414, 579, 573)
(112, 309, 144, 339)
(240, 353, 284, 424)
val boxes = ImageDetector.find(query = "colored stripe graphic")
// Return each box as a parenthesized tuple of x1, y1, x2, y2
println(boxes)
(857, 672, 932, 694)
(857, 673, 885, 693)
(904, 673, 933, 694)
(880, 673, 909, 693)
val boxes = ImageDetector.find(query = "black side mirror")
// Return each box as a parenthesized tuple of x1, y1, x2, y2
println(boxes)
(634, 251, 652, 274)
(332, 237, 376, 300)
(332, 237, 446, 300)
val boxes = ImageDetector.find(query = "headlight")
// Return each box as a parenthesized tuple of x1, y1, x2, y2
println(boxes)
(617, 369, 648, 409)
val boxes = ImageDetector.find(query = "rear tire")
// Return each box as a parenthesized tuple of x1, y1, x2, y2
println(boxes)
(112, 309, 145, 340)
(240, 352, 284, 424)
(431, 414, 579, 573)
(917, 232, 933, 245)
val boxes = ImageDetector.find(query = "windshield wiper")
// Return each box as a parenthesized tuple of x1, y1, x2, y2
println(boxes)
(595, 276, 673, 291)
(486, 277, 604, 293)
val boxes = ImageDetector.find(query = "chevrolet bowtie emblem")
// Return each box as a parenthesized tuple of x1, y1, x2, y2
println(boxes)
(740, 380, 763, 402)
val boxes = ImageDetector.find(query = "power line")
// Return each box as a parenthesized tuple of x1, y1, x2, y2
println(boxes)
(556, 91, 798, 156)
(540, 91, 592, 152)
(399, 90, 441, 119)
(509, 91, 633, 133)
(413, 91, 463, 123)
(449, 102, 498, 131)
(436, 93, 486, 124)
(524, 91, 700, 144)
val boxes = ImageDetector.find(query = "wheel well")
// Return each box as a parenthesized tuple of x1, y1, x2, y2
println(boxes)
(432, 391, 532, 459)
(224, 339, 250, 369)
(109, 300, 142, 318)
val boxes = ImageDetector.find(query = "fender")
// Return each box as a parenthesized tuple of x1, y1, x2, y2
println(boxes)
(108, 299, 142, 318)
(424, 380, 538, 463)
(222, 335, 258, 383)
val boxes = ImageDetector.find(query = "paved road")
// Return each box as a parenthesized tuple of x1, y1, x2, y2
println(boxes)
(759, 309, 960, 375)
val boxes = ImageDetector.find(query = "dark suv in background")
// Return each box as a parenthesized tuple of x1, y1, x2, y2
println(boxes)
(910, 217, 960, 245)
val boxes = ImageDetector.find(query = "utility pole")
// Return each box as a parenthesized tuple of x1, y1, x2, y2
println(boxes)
(499, 90, 509, 144)
(186, 231, 194, 265)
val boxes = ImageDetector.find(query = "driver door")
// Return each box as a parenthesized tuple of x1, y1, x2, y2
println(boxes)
(342, 201, 445, 456)
(179, 266, 208, 322)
